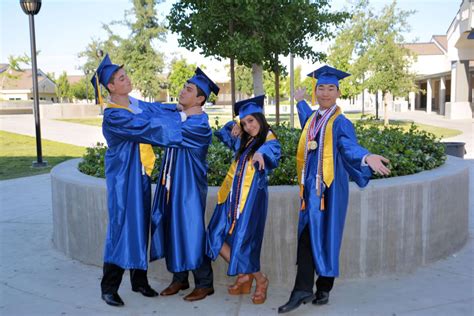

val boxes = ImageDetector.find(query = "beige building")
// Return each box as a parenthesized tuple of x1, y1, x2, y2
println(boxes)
(0, 64, 58, 102)
(404, 0, 473, 119)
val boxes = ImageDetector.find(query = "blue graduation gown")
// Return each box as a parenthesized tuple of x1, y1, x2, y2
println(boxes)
(150, 113, 212, 273)
(297, 100, 372, 277)
(206, 121, 281, 276)
(102, 100, 182, 270)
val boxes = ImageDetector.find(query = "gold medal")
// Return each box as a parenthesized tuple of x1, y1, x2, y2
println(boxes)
(308, 140, 318, 150)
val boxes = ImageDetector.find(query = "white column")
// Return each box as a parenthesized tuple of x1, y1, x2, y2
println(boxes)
(426, 79, 432, 113)
(409, 92, 415, 111)
(439, 76, 446, 115)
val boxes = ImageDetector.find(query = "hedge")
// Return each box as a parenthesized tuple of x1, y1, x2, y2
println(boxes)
(78, 120, 446, 186)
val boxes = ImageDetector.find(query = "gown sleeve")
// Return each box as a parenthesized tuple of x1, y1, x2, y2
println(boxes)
(103, 108, 182, 147)
(256, 139, 281, 171)
(215, 120, 240, 152)
(336, 117, 373, 188)
(296, 100, 314, 127)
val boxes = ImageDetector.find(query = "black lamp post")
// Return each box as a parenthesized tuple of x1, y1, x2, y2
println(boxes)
(20, 0, 47, 167)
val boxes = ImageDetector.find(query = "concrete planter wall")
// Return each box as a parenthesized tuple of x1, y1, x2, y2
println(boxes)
(51, 157, 469, 286)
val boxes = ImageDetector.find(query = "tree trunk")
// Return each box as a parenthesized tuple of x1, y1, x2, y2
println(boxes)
(383, 92, 389, 126)
(289, 53, 295, 128)
(230, 57, 236, 116)
(275, 61, 280, 126)
(375, 90, 379, 120)
(252, 64, 264, 96)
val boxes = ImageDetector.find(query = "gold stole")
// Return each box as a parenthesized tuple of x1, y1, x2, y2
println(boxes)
(105, 102, 156, 177)
(296, 107, 341, 210)
(216, 132, 277, 213)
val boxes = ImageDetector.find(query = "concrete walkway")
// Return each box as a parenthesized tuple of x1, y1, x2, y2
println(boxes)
(0, 114, 105, 147)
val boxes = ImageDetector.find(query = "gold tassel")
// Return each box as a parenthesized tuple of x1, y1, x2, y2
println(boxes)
(320, 194, 325, 211)
(311, 76, 316, 106)
(96, 75, 103, 105)
(228, 220, 236, 235)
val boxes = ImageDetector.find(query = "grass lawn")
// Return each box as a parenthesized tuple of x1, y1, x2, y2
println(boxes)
(0, 131, 86, 180)
(57, 111, 462, 140)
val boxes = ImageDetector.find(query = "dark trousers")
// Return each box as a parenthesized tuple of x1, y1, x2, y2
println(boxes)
(101, 262, 149, 294)
(293, 225, 335, 293)
(171, 255, 213, 289)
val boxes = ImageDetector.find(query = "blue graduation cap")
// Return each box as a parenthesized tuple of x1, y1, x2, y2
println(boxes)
(90, 54, 122, 104)
(306, 65, 350, 88)
(187, 67, 220, 99)
(234, 95, 265, 119)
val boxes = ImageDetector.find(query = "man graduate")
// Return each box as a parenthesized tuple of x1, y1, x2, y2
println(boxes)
(150, 68, 219, 301)
(278, 66, 391, 314)
(92, 54, 186, 307)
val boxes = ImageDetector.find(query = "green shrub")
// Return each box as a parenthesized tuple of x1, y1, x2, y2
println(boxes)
(78, 120, 446, 185)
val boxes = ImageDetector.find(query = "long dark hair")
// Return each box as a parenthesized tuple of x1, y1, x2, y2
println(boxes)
(235, 112, 276, 161)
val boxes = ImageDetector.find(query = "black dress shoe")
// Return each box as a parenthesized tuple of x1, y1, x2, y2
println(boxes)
(101, 293, 124, 307)
(312, 291, 329, 305)
(278, 290, 314, 314)
(132, 285, 159, 297)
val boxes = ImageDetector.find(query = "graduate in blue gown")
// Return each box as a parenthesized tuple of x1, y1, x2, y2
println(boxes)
(278, 66, 391, 314)
(150, 68, 219, 302)
(206, 95, 281, 305)
(91, 55, 186, 307)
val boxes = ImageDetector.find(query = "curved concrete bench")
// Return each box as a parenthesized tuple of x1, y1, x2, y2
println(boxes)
(51, 157, 469, 286)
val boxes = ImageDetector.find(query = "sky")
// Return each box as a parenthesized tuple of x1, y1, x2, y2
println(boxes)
(0, 0, 462, 81)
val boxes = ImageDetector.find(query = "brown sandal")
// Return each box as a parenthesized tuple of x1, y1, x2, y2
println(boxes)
(251, 275, 269, 304)
(228, 274, 254, 295)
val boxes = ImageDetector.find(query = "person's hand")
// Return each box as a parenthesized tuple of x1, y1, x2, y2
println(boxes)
(252, 152, 265, 171)
(176, 103, 184, 111)
(231, 123, 242, 137)
(295, 88, 307, 102)
(366, 154, 391, 176)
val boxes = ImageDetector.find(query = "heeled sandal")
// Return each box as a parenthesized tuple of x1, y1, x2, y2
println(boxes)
(251, 275, 269, 304)
(228, 274, 254, 295)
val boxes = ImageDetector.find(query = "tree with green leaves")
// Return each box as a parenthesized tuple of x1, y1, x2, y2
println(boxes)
(70, 77, 95, 101)
(168, 0, 348, 124)
(363, 1, 417, 125)
(55, 71, 71, 103)
(232, 63, 253, 100)
(0, 54, 31, 80)
(327, 0, 417, 124)
(79, 0, 167, 101)
(168, 57, 197, 99)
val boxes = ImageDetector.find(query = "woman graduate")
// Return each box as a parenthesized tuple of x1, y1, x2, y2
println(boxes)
(206, 95, 281, 305)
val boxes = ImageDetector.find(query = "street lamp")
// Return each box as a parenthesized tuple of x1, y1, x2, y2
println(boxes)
(20, 0, 47, 167)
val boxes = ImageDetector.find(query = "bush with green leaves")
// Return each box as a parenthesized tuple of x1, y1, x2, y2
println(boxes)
(78, 121, 446, 185)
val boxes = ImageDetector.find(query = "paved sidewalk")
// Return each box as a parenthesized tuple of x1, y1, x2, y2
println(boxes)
(0, 163, 473, 315)
(0, 114, 105, 147)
